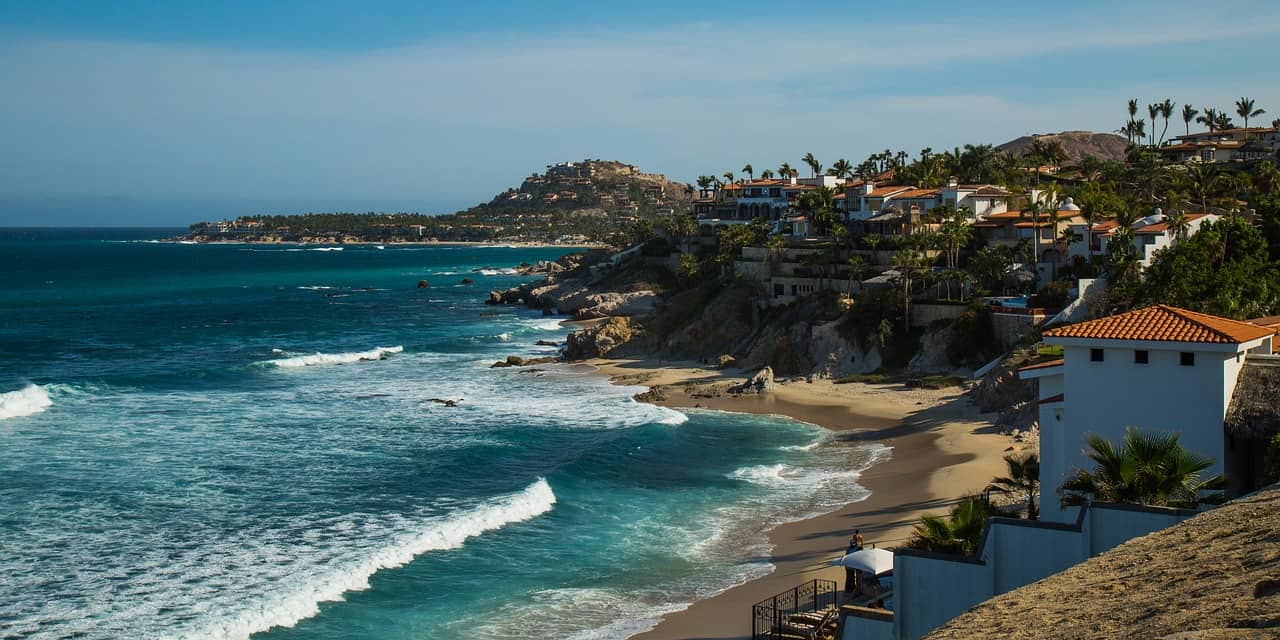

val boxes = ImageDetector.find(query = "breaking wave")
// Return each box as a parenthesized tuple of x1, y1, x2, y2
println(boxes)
(188, 479, 557, 639)
(0, 385, 52, 420)
(260, 346, 404, 368)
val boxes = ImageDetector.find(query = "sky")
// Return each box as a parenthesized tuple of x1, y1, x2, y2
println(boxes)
(2, 1, 1280, 226)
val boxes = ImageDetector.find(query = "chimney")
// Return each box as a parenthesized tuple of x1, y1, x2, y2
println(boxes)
(863, 181, 875, 196)
(789, 176, 798, 186)
(947, 176, 958, 189)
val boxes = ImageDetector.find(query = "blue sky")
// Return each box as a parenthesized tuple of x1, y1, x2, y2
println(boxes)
(2, 1, 1279, 226)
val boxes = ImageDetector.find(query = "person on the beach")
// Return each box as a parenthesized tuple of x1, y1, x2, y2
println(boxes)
(848, 530, 863, 552)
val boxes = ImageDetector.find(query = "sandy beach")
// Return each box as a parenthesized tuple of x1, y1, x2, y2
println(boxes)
(586, 359, 1028, 640)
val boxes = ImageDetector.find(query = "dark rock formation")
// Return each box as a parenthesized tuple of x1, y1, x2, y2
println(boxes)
(461, 277, 474, 285)
(417, 280, 430, 288)
(732, 367, 776, 394)
(564, 317, 643, 359)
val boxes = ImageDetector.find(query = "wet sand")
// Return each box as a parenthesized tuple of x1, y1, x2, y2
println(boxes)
(585, 359, 1026, 640)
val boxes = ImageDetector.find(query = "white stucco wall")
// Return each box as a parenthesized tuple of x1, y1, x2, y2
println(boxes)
(892, 503, 1197, 639)
(1044, 339, 1247, 521)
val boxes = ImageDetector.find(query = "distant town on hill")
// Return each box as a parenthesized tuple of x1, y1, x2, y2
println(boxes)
(182, 159, 694, 244)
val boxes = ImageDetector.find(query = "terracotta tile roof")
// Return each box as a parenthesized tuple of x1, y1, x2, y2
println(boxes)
(1039, 393, 1065, 404)
(868, 186, 911, 198)
(1019, 358, 1064, 372)
(1247, 315, 1280, 328)
(971, 185, 1013, 196)
(894, 188, 941, 199)
(1134, 222, 1170, 234)
(1043, 305, 1276, 344)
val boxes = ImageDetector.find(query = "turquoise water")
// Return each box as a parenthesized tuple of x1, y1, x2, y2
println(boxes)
(0, 229, 886, 640)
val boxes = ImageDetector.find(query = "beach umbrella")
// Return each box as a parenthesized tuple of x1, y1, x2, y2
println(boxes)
(839, 548, 894, 575)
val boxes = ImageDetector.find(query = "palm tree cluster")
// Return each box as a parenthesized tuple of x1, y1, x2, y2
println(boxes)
(986, 452, 1040, 519)
(1124, 96, 1267, 144)
(908, 496, 993, 556)
(1060, 427, 1225, 509)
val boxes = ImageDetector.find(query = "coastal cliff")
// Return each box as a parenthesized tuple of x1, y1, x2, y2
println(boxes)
(486, 250, 987, 380)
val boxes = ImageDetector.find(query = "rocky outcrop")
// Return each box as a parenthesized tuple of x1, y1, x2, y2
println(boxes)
(732, 367, 776, 394)
(490, 355, 559, 368)
(971, 352, 1036, 413)
(907, 324, 959, 375)
(563, 317, 645, 359)
(571, 291, 659, 319)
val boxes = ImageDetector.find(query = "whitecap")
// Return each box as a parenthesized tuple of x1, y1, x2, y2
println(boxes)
(0, 384, 52, 420)
(188, 479, 556, 639)
(259, 346, 404, 368)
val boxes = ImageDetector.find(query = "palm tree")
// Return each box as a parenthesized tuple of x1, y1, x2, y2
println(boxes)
(778, 162, 794, 181)
(1126, 98, 1139, 142)
(1060, 427, 1225, 508)
(1157, 99, 1175, 145)
(695, 175, 715, 195)
(1212, 111, 1236, 131)
(1235, 97, 1266, 138)
(1181, 104, 1199, 136)
(1186, 164, 1222, 214)
(986, 452, 1040, 519)
(1147, 103, 1160, 146)
(829, 158, 854, 180)
(1196, 107, 1219, 132)
(722, 171, 735, 186)
(909, 496, 992, 555)
(1166, 210, 1190, 240)
(845, 255, 866, 297)
(760, 169, 775, 180)
(741, 164, 754, 181)
(802, 152, 822, 178)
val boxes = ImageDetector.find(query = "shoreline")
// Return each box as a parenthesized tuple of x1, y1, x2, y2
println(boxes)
(166, 238, 603, 249)
(585, 358, 1026, 640)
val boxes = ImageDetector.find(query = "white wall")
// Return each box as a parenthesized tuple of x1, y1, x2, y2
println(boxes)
(1044, 339, 1245, 522)
(892, 503, 1198, 639)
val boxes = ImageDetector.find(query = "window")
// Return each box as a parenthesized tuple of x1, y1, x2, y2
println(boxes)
(1090, 348, 1105, 362)
(1180, 352, 1195, 367)
(1134, 350, 1149, 364)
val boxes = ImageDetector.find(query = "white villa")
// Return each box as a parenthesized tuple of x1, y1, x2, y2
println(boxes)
(1160, 126, 1279, 164)
(842, 178, 1012, 223)
(832, 305, 1280, 640)
(1068, 210, 1220, 266)
(1023, 305, 1276, 521)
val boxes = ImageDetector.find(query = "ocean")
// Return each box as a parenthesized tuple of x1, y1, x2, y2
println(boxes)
(0, 228, 886, 640)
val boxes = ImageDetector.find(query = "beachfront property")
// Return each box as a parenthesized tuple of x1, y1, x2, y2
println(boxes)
(823, 305, 1280, 640)
(842, 178, 1012, 225)
(1159, 126, 1280, 163)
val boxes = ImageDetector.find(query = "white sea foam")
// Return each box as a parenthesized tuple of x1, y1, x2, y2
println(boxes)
(0, 385, 52, 420)
(190, 479, 556, 639)
(780, 438, 823, 452)
(476, 268, 518, 276)
(261, 346, 404, 368)
(309, 247, 343, 252)
(296, 285, 334, 290)
(529, 319, 565, 331)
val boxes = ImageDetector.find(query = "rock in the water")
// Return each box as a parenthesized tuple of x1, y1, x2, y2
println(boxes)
(535, 340, 560, 347)
(427, 398, 460, 407)
(460, 277, 474, 285)
(486, 291, 503, 305)
(490, 355, 558, 368)
(732, 367, 776, 394)
(417, 280, 430, 288)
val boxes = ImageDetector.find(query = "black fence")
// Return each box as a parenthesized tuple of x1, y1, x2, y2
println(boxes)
(751, 579, 840, 640)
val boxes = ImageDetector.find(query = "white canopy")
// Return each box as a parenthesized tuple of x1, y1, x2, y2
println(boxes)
(839, 548, 894, 575)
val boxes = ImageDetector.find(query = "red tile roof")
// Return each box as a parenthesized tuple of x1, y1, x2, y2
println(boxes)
(1019, 358, 1064, 372)
(867, 186, 911, 198)
(1043, 305, 1276, 344)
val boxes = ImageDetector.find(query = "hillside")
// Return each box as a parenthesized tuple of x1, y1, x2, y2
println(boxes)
(926, 485, 1280, 639)
(183, 159, 693, 244)
(997, 130, 1129, 163)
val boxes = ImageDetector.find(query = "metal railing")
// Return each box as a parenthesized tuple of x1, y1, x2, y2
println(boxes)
(751, 579, 840, 640)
